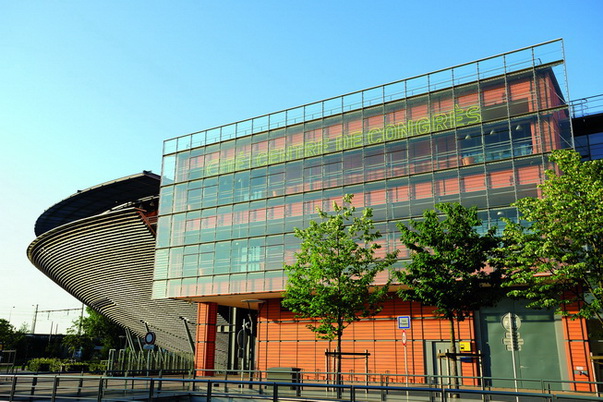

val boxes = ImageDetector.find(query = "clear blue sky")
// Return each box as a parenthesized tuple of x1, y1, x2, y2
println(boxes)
(1, 1, 602, 333)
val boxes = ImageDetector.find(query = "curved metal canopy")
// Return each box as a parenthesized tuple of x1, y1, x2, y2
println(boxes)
(34, 171, 160, 236)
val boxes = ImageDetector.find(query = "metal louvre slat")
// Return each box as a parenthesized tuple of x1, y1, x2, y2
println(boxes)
(28, 208, 196, 353)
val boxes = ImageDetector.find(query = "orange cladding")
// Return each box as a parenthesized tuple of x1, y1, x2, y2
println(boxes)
(195, 302, 218, 376)
(255, 298, 479, 385)
(561, 298, 595, 392)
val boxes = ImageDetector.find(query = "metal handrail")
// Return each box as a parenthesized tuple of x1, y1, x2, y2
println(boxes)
(192, 367, 601, 395)
(1, 373, 602, 402)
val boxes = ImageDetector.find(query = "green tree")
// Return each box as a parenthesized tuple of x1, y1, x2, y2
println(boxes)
(395, 203, 502, 387)
(500, 149, 603, 324)
(62, 322, 95, 360)
(282, 194, 398, 386)
(0, 319, 26, 350)
(63, 308, 124, 359)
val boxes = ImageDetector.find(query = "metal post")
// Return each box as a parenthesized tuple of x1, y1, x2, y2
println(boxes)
(51, 376, 59, 402)
(10, 375, 17, 400)
(97, 378, 104, 402)
(509, 319, 519, 394)
(180, 317, 196, 354)
(31, 304, 39, 334)
(404, 340, 408, 386)
(148, 378, 154, 401)
(30, 376, 37, 396)
(125, 328, 136, 350)
(365, 349, 369, 390)
(325, 348, 329, 386)
(78, 304, 84, 335)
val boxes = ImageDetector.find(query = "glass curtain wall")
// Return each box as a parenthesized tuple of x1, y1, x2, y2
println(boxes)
(154, 40, 571, 300)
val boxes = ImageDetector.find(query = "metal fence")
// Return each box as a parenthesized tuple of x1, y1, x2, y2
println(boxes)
(2, 371, 602, 402)
(105, 348, 194, 377)
(212, 368, 601, 396)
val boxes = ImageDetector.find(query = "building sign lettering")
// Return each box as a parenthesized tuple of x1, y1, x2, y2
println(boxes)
(200, 104, 481, 177)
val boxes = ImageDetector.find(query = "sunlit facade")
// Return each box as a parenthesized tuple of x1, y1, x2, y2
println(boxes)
(154, 40, 594, 390)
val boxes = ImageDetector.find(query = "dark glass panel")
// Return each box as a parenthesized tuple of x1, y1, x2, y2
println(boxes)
(364, 181, 387, 222)
(432, 131, 458, 170)
(458, 126, 483, 164)
(433, 170, 460, 204)
(387, 177, 410, 220)
(460, 165, 488, 208)
(386, 140, 408, 178)
(485, 160, 516, 208)
(483, 121, 511, 162)
(409, 174, 435, 216)
(303, 156, 323, 192)
(364, 144, 385, 182)
(322, 153, 343, 188)
(285, 160, 303, 194)
(510, 116, 535, 157)
(343, 148, 363, 185)
(408, 136, 432, 174)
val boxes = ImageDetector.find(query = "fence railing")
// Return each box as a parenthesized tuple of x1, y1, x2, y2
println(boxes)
(571, 94, 603, 117)
(1, 373, 602, 402)
(105, 348, 194, 376)
(197, 367, 601, 396)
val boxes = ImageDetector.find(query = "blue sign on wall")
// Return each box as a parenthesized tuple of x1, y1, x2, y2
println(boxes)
(397, 316, 411, 329)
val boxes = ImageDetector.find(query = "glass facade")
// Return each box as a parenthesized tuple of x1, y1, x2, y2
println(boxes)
(153, 40, 572, 300)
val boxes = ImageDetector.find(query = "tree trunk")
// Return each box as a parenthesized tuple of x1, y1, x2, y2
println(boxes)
(336, 330, 342, 398)
(449, 316, 459, 389)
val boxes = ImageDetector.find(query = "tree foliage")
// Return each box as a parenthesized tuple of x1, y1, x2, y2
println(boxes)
(396, 203, 503, 320)
(395, 202, 502, 386)
(63, 307, 124, 359)
(282, 194, 398, 351)
(500, 149, 603, 324)
(0, 319, 26, 350)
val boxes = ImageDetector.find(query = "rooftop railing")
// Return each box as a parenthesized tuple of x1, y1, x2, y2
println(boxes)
(571, 94, 603, 117)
